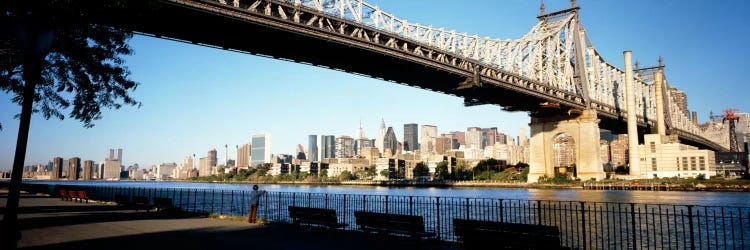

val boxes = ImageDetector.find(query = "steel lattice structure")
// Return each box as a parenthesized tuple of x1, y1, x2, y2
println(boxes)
(189, 0, 729, 151)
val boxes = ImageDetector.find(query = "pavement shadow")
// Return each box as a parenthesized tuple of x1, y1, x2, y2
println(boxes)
(20, 223, 459, 250)
(14, 209, 206, 230)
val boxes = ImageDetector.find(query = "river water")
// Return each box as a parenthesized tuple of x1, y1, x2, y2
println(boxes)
(23, 180, 750, 207)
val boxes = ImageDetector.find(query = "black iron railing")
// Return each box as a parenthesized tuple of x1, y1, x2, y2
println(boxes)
(22, 183, 750, 249)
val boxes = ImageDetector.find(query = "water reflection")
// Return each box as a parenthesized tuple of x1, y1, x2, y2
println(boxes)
(24, 180, 750, 207)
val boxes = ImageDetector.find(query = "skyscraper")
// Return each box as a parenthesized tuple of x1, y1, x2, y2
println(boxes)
(103, 149, 122, 180)
(483, 127, 499, 147)
(375, 118, 386, 154)
(68, 157, 81, 180)
(208, 148, 218, 167)
(421, 125, 437, 154)
(466, 127, 483, 149)
(308, 135, 319, 162)
(296, 144, 307, 160)
(404, 123, 418, 152)
(435, 136, 452, 155)
(335, 136, 355, 158)
(322, 135, 336, 159)
(251, 133, 272, 167)
(383, 127, 398, 156)
(83, 160, 94, 180)
(237, 143, 251, 169)
(52, 157, 63, 180)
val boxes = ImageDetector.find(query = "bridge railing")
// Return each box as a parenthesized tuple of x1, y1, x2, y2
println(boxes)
(23, 183, 749, 249)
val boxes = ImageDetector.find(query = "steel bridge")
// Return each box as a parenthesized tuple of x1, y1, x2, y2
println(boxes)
(88, 0, 728, 152)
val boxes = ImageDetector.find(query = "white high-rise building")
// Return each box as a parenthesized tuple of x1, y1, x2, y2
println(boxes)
(375, 118, 386, 154)
(421, 125, 437, 154)
(251, 133, 272, 167)
(103, 148, 122, 180)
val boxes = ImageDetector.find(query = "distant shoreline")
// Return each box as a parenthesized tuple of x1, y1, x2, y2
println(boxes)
(14, 179, 750, 192)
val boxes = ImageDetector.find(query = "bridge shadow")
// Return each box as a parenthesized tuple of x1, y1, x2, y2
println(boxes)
(20, 223, 458, 250)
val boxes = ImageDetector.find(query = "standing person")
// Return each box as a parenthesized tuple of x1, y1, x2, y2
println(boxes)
(248, 184, 267, 223)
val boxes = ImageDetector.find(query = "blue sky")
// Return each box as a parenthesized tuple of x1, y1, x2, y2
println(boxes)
(1, 0, 748, 170)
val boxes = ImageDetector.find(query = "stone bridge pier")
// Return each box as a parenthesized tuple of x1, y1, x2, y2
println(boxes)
(527, 109, 606, 183)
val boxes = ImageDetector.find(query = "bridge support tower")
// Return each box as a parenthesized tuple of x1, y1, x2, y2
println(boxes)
(527, 109, 606, 183)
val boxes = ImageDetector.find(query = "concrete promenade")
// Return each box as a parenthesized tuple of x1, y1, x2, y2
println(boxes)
(0, 191, 457, 250)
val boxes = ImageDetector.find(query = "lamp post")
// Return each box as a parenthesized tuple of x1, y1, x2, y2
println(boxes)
(2, 7, 54, 250)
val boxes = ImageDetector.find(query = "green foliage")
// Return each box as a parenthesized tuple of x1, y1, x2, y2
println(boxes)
(379, 169, 390, 179)
(319, 169, 328, 178)
(696, 173, 706, 181)
(339, 170, 355, 181)
(434, 161, 449, 180)
(412, 162, 430, 179)
(1, 1, 151, 128)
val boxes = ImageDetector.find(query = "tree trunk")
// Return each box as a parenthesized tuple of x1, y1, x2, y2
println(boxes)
(1, 59, 40, 250)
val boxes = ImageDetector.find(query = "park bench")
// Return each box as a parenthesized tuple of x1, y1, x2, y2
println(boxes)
(132, 196, 152, 211)
(153, 197, 177, 212)
(59, 189, 70, 201)
(76, 190, 91, 203)
(354, 211, 435, 239)
(115, 194, 130, 206)
(68, 190, 79, 202)
(288, 206, 348, 229)
(453, 218, 563, 250)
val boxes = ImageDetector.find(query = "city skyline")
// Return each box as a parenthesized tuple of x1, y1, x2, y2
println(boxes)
(1, 0, 748, 170)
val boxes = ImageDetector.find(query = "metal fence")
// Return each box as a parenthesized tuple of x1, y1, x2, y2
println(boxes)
(22, 183, 750, 249)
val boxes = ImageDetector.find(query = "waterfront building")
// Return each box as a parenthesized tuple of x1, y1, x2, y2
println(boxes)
(322, 135, 336, 159)
(296, 144, 307, 160)
(383, 127, 399, 157)
(308, 135, 318, 162)
(335, 136, 355, 158)
(355, 138, 373, 156)
(404, 123, 418, 152)
(435, 136, 452, 155)
(519, 128, 529, 146)
(68, 157, 81, 180)
(420, 125, 437, 154)
(451, 131, 466, 147)
(483, 127, 499, 148)
(199, 157, 211, 176)
(83, 160, 94, 180)
(237, 143, 251, 170)
(156, 163, 177, 180)
(600, 140, 611, 163)
(638, 134, 716, 179)
(552, 133, 576, 174)
(466, 127, 483, 149)
(103, 149, 122, 180)
(51, 157, 63, 180)
(251, 133, 272, 167)
(610, 134, 628, 168)
(208, 148, 218, 167)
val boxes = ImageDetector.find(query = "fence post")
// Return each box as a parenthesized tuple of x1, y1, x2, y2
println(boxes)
(363, 195, 366, 211)
(580, 201, 586, 250)
(436, 197, 441, 241)
(308, 192, 311, 207)
(409, 196, 413, 216)
(386, 196, 389, 214)
(688, 205, 695, 250)
(465, 198, 470, 219)
(631, 203, 637, 250)
(325, 193, 328, 209)
(499, 199, 504, 223)
(278, 192, 282, 221)
(231, 190, 235, 215)
(537, 200, 542, 225)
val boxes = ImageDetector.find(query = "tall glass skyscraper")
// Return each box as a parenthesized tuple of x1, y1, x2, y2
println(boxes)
(404, 123, 418, 152)
(251, 133, 271, 167)
(308, 135, 318, 162)
(322, 135, 336, 159)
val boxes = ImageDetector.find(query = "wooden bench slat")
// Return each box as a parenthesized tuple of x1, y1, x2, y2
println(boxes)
(354, 211, 435, 239)
(288, 206, 347, 229)
(453, 218, 562, 249)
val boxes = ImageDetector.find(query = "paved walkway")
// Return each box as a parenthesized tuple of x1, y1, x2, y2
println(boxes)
(0, 191, 459, 250)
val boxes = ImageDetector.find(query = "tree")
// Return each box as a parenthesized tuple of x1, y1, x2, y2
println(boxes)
(339, 170, 355, 181)
(413, 162, 430, 180)
(379, 169, 390, 179)
(2, 2, 145, 248)
(435, 161, 449, 180)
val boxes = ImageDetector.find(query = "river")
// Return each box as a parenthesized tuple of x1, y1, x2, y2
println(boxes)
(21, 180, 750, 207)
